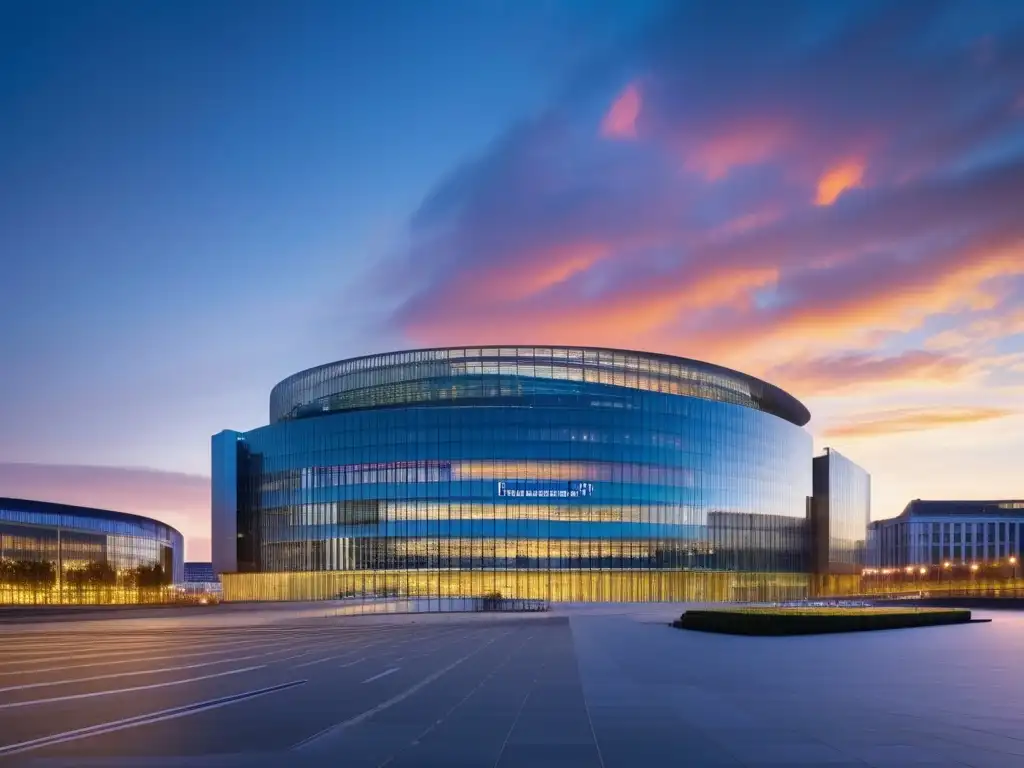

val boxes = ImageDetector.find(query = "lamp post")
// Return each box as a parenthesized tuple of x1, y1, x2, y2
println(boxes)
(1011, 556, 1018, 588)
(970, 562, 979, 594)
(943, 561, 952, 595)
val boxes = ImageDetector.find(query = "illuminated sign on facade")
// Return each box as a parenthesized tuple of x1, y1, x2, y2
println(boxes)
(301, 461, 453, 489)
(496, 481, 594, 499)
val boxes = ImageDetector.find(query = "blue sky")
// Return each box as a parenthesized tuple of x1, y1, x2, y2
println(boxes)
(0, 0, 664, 474)
(1, 1, 1022, 558)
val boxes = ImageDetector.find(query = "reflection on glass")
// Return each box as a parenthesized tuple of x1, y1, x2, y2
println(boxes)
(0, 500, 184, 605)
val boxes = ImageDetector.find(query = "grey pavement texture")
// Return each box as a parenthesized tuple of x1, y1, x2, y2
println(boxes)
(0, 602, 1020, 767)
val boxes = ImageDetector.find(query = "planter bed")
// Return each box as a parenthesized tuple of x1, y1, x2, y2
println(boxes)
(674, 606, 972, 635)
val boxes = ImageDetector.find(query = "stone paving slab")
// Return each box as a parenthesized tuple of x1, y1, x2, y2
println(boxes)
(568, 608, 1023, 768)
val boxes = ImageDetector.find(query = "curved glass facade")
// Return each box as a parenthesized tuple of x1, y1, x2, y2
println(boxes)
(0, 498, 185, 605)
(215, 346, 815, 603)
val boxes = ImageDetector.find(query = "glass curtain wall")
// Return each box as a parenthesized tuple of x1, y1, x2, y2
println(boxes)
(0, 501, 184, 605)
(220, 347, 816, 608)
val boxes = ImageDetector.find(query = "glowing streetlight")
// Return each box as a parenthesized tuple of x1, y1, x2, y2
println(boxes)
(970, 563, 979, 572)
(919, 567, 927, 575)
(943, 561, 951, 568)
(1011, 556, 1018, 565)
(905, 566, 915, 574)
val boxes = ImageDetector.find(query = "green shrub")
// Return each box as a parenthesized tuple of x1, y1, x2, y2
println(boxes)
(674, 607, 971, 635)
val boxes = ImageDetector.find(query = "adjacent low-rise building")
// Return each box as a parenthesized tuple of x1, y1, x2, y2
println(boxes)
(0, 497, 184, 604)
(868, 500, 1024, 568)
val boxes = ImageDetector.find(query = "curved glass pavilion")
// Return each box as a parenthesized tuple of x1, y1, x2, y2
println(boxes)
(213, 346, 817, 603)
(0, 498, 184, 605)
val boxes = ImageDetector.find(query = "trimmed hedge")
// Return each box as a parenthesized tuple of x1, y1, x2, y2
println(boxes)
(674, 607, 971, 635)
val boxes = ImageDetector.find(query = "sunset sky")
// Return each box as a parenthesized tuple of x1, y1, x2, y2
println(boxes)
(2, 0, 1022, 560)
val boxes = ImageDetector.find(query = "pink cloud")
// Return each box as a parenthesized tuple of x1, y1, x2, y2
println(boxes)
(600, 82, 641, 139)
(683, 120, 792, 181)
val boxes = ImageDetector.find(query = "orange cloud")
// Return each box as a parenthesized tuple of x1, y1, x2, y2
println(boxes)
(718, 245, 1024, 360)
(685, 121, 790, 180)
(768, 351, 974, 396)
(600, 83, 641, 140)
(815, 159, 865, 205)
(464, 242, 611, 302)
(823, 406, 1016, 438)
(405, 264, 779, 353)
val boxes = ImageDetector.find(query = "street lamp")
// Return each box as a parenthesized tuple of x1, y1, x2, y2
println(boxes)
(1011, 556, 1018, 585)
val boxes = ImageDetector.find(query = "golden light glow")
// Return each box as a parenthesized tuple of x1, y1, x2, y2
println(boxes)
(221, 569, 830, 604)
(0, 585, 178, 606)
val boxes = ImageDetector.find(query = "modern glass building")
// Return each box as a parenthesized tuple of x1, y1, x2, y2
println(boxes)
(0, 497, 184, 605)
(213, 346, 833, 604)
(810, 448, 871, 575)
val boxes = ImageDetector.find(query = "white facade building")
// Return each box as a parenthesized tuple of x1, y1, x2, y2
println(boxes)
(868, 500, 1024, 568)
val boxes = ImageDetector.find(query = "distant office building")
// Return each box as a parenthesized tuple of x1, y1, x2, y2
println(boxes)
(810, 448, 871, 574)
(0, 497, 184, 604)
(183, 561, 216, 583)
(868, 500, 1024, 567)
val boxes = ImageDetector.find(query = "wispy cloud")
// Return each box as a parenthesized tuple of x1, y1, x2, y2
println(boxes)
(600, 82, 641, 140)
(823, 407, 1017, 439)
(380, 1, 1024, 380)
(365, 0, 1024, 517)
(767, 351, 976, 396)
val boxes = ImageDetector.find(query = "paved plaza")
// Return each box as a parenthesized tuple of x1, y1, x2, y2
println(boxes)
(0, 603, 1019, 767)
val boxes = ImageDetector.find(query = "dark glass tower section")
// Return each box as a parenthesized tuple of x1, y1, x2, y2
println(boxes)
(811, 448, 871, 574)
